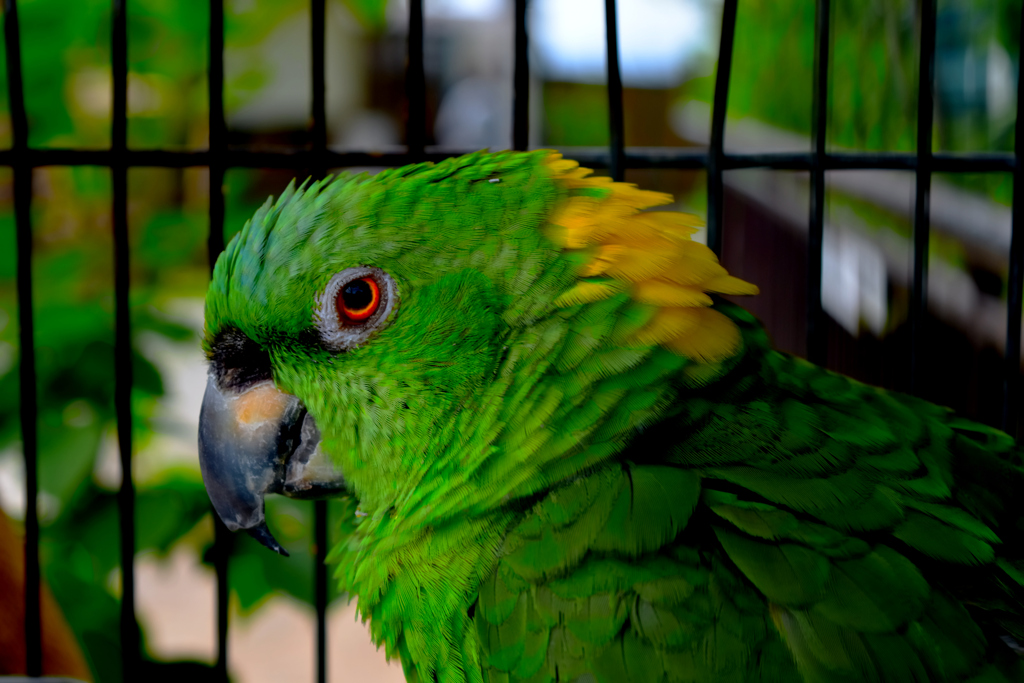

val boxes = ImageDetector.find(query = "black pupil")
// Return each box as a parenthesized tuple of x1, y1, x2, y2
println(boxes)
(342, 279, 373, 310)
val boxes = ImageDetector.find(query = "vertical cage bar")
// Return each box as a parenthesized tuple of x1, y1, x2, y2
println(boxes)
(212, 491, 230, 683)
(604, 0, 624, 182)
(208, 2, 230, 681)
(806, 0, 830, 366)
(310, 2, 328, 681)
(707, 0, 738, 256)
(311, 0, 327, 155)
(208, 0, 226, 268)
(406, 0, 426, 157)
(3, 0, 40, 675)
(512, 0, 529, 151)
(909, 0, 937, 394)
(112, 0, 139, 677)
(1003, 9, 1024, 436)
(314, 501, 328, 683)
(208, 0, 225, 149)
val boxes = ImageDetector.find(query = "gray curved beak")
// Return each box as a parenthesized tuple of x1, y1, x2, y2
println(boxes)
(198, 374, 347, 556)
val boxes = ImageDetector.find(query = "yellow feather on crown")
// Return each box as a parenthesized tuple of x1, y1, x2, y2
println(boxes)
(544, 153, 759, 363)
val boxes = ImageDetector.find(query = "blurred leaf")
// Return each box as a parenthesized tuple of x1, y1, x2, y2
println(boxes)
(135, 478, 211, 554)
(46, 557, 122, 683)
(132, 305, 199, 343)
(37, 418, 102, 506)
(133, 345, 165, 397)
(0, 215, 15, 281)
(228, 550, 276, 613)
(135, 211, 208, 272)
(341, 0, 390, 33)
(543, 83, 609, 146)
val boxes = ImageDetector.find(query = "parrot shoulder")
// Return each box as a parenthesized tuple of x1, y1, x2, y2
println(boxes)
(475, 461, 800, 682)
(682, 350, 1024, 681)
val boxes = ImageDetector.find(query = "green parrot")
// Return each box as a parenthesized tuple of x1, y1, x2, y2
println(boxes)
(198, 150, 1024, 682)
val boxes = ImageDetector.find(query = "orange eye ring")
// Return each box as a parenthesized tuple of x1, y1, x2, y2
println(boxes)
(337, 277, 380, 322)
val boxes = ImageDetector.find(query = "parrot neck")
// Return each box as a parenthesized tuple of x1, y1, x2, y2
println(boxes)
(331, 500, 513, 679)
(453, 300, 770, 508)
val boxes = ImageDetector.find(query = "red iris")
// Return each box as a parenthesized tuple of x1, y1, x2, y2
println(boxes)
(337, 277, 380, 322)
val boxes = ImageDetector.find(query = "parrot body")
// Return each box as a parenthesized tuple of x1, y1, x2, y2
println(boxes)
(200, 150, 1024, 682)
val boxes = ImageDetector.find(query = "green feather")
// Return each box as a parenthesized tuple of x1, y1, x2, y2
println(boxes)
(714, 528, 830, 605)
(893, 511, 996, 565)
(589, 464, 701, 557)
(591, 634, 663, 683)
(812, 545, 929, 632)
(562, 593, 629, 645)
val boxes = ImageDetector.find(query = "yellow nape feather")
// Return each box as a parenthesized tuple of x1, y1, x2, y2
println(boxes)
(664, 308, 742, 362)
(553, 280, 626, 307)
(543, 152, 758, 363)
(631, 280, 713, 308)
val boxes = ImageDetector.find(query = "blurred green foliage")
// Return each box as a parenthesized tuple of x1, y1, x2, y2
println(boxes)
(686, 0, 1020, 202)
(0, 1, 382, 680)
(693, 0, 1020, 150)
(542, 83, 610, 147)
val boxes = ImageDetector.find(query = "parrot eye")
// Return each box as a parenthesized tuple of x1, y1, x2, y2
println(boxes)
(338, 277, 380, 322)
(315, 266, 397, 351)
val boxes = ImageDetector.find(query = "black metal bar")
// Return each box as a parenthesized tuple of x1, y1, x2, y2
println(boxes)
(707, 0, 739, 256)
(208, 0, 226, 270)
(12, 160, 38, 679)
(512, 0, 529, 151)
(208, 2, 230, 681)
(310, 0, 326, 155)
(112, 0, 127, 153)
(3, 0, 40, 675)
(112, 0, 139, 678)
(314, 500, 329, 683)
(806, 0, 830, 366)
(406, 0, 426, 157)
(211, 519, 230, 681)
(310, 1, 329, 681)
(311, 0, 327, 155)
(3, 1, 27, 149)
(910, 0, 937, 394)
(1003, 8, 1024, 436)
(0, 146, 1015, 173)
(827, 151, 1013, 172)
(604, 0, 624, 181)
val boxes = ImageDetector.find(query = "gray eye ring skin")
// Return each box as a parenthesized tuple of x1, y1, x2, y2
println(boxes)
(314, 266, 398, 351)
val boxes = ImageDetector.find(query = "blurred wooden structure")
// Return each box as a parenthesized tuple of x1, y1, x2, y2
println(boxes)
(0, 507, 91, 680)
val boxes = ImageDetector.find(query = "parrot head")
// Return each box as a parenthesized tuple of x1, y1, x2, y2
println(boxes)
(198, 150, 757, 555)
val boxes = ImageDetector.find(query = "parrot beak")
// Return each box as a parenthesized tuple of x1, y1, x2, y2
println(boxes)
(198, 373, 347, 556)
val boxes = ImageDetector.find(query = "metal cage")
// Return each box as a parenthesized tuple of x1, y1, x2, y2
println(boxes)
(6, 0, 1024, 680)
